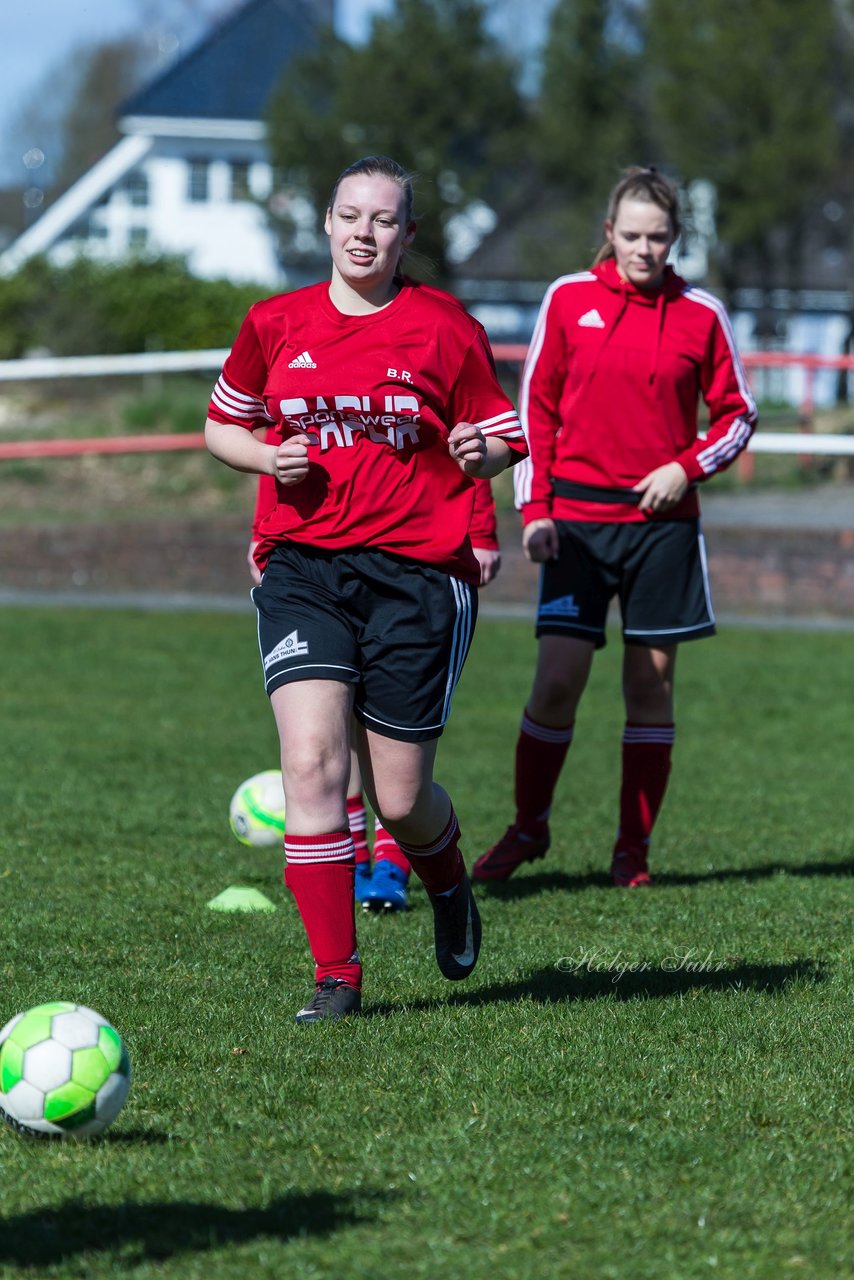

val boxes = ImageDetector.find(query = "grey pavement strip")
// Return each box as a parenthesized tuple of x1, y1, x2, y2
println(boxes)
(701, 486, 854, 530)
(1, 588, 853, 632)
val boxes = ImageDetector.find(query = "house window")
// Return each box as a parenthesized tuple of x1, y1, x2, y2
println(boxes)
(66, 216, 91, 241)
(188, 159, 210, 202)
(230, 160, 251, 201)
(125, 170, 149, 207)
(128, 226, 148, 249)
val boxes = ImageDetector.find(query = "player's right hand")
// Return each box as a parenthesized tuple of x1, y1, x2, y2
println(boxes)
(523, 518, 559, 563)
(273, 433, 313, 485)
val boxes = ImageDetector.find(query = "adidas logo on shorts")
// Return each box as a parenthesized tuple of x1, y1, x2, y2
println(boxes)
(288, 350, 317, 368)
(539, 594, 581, 618)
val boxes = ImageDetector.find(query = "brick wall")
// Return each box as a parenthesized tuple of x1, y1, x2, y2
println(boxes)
(2, 512, 853, 620)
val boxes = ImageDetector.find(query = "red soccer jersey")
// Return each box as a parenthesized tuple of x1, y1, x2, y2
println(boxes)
(209, 280, 525, 583)
(514, 259, 757, 525)
(251, 458, 499, 550)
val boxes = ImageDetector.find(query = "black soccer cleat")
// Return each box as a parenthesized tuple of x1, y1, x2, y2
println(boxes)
(429, 874, 481, 981)
(294, 977, 362, 1023)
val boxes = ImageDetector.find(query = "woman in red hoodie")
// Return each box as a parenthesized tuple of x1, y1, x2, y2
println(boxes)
(475, 167, 757, 888)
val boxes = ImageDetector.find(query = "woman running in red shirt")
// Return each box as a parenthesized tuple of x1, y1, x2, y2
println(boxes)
(248, 453, 502, 914)
(206, 155, 526, 1020)
(475, 167, 756, 888)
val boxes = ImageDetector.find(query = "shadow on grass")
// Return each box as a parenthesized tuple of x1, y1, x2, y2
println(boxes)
(6, 1128, 174, 1146)
(475, 869, 610, 898)
(0, 1191, 388, 1269)
(656, 855, 854, 886)
(103, 1128, 175, 1145)
(476, 855, 853, 898)
(365, 958, 825, 1017)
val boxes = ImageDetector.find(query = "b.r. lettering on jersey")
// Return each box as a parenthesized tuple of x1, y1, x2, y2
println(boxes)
(279, 394, 422, 451)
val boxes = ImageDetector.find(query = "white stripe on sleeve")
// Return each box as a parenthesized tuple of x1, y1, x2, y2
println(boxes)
(682, 288, 758, 421)
(211, 374, 272, 422)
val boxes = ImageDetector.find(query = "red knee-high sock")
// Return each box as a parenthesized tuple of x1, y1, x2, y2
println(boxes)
(613, 723, 675, 857)
(373, 818, 411, 875)
(514, 709, 574, 830)
(397, 810, 463, 896)
(284, 832, 362, 989)
(347, 793, 370, 867)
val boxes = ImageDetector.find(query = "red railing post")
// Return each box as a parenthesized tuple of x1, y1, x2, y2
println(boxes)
(798, 365, 815, 474)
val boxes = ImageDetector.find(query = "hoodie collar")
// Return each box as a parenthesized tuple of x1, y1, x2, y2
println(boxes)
(592, 256, 685, 302)
(591, 258, 685, 382)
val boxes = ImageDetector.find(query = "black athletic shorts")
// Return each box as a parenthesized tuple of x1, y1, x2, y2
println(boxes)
(252, 543, 477, 742)
(536, 519, 716, 649)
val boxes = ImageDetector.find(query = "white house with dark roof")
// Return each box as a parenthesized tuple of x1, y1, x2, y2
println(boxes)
(0, 0, 333, 284)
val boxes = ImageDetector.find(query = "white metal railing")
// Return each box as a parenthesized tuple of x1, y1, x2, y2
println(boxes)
(1, 346, 853, 458)
(0, 349, 228, 380)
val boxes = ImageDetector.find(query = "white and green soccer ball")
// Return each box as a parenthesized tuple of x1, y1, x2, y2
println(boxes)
(229, 769, 286, 847)
(0, 1002, 131, 1139)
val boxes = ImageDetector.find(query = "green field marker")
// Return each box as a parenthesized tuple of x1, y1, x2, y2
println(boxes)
(206, 886, 277, 913)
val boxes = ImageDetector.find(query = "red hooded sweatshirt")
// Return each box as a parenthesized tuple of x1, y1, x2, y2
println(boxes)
(515, 258, 757, 524)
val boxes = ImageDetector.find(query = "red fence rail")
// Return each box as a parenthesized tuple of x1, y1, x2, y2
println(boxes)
(0, 347, 852, 464)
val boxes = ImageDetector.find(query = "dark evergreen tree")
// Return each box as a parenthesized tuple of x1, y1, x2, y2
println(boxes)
(522, 0, 650, 275)
(265, 0, 528, 281)
(645, 0, 848, 294)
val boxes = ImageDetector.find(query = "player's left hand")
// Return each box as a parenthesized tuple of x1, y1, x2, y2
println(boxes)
(449, 422, 488, 475)
(633, 461, 689, 514)
(246, 540, 262, 586)
(473, 546, 501, 586)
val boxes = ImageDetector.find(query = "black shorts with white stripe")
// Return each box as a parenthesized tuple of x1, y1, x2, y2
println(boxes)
(536, 518, 716, 649)
(252, 542, 477, 742)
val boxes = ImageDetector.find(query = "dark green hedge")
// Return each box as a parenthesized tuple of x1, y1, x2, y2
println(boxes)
(0, 255, 273, 359)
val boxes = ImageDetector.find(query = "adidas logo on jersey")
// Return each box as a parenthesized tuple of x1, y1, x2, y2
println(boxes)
(539, 594, 581, 618)
(263, 630, 309, 669)
(288, 351, 317, 368)
(577, 309, 605, 329)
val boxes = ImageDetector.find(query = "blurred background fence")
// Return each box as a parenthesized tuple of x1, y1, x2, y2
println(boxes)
(2, 346, 854, 466)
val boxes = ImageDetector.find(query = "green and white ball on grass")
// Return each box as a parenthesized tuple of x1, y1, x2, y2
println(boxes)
(229, 769, 286, 847)
(0, 1002, 131, 1139)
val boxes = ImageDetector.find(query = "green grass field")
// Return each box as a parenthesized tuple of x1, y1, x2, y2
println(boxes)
(0, 607, 850, 1279)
